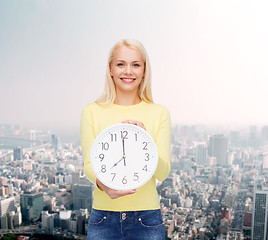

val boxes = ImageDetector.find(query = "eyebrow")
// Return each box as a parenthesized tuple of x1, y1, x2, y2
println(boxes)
(116, 60, 143, 63)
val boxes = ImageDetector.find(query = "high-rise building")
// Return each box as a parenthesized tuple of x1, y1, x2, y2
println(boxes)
(41, 211, 55, 232)
(0, 197, 16, 217)
(249, 125, 258, 147)
(252, 186, 268, 239)
(77, 212, 87, 234)
(20, 191, 44, 221)
(71, 170, 82, 185)
(51, 134, 59, 152)
(196, 144, 208, 166)
(209, 135, 228, 166)
(0, 186, 8, 196)
(179, 125, 196, 140)
(30, 130, 36, 147)
(230, 131, 240, 147)
(78, 209, 88, 230)
(262, 126, 268, 144)
(259, 153, 268, 171)
(13, 146, 23, 160)
(59, 211, 71, 230)
(72, 184, 92, 212)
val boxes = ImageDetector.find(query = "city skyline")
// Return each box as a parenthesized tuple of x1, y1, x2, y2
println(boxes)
(1, 116, 268, 238)
(1, 1, 268, 136)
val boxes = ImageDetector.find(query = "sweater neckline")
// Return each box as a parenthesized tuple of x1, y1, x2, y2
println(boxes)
(112, 101, 146, 109)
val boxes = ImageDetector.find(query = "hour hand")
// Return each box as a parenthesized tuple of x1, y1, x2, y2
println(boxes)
(110, 157, 124, 169)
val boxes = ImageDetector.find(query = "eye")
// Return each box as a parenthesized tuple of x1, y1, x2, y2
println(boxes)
(117, 63, 124, 67)
(133, 63, 141, 67)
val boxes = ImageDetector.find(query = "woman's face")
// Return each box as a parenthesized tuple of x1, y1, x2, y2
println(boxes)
(110, 45, 145, 97)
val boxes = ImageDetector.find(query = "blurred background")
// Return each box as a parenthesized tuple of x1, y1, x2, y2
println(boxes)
(1, 0, 268, 139)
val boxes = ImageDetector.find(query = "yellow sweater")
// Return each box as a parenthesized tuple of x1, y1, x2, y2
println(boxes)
(80, 101, 171, 211)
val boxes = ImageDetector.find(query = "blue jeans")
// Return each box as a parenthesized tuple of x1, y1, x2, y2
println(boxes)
(87, 209, 165, 240)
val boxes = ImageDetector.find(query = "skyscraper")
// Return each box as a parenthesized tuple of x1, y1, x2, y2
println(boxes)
(196, 144, 208, 166)
(0, 196, 16, 217)
(249, 125, 258, 147)
(252, 186, 268, 239)
(13, 147, 23, 160)
(261, 126, 268, 144)
(71, 170, 82, 185)
(51, 134, 59, 152)
(20, 191, 44, 221)
(72, 184, 92, 212)
(230, 131, 240, 147)
(30, 130, 36, 147)
(209, 135, 228, 166)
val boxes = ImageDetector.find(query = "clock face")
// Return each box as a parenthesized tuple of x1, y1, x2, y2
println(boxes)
(90, 123, 158, 190)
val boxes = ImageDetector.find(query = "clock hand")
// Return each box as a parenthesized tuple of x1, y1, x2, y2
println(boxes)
(110, 157, 125, 169)
(122, 138, 126, 166)
(122, 138, 125, 156)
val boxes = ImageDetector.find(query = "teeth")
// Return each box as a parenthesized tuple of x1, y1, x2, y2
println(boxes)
(122, 78, 134, 82)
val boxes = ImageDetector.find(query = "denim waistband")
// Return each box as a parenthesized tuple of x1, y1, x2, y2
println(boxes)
(91, 208, 161, 222)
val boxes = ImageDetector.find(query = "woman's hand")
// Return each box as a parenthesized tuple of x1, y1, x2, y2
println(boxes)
(121, 120, 146, 131)
(96, 179, 137, 199)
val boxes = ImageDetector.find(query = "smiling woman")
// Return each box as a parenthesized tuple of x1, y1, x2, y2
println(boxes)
(110, 45, 145, 103)
(96, 39, 153, 106)
(80, 39, 171, 240)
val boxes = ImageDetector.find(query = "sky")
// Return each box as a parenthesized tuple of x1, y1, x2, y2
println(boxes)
(0, 0, 268, 138)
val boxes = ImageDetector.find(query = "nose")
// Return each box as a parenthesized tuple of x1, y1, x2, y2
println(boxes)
(125, 65, 132, 75)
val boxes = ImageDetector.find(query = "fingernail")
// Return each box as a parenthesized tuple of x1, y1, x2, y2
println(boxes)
(131, 190, 138, 193)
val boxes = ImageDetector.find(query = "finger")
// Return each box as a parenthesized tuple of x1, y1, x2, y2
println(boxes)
(121, 120, 133, 124)
(122, 120, 142, 126)
(135, 121, 146, 130)
(117, 189, 138, 196)
(121, 120, 129, 123)
(107, 189, 138, 199)
(121, 120, 146, 130)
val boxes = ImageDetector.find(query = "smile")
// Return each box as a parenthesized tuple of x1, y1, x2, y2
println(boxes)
(120, 78, 136, 83)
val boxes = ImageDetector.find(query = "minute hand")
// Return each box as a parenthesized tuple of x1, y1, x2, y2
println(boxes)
(122, 137, 126, 155)
(122, 138, 126, 166)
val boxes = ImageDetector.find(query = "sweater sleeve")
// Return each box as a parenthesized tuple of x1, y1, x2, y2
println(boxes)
(80, 106, 97, 186)
(154, 107, 171, 182)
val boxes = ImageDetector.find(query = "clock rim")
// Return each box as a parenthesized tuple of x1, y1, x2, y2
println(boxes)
(90, 123, 159, 190)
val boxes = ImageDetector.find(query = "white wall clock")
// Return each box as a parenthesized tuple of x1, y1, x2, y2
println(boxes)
(90, 123, 158, 190)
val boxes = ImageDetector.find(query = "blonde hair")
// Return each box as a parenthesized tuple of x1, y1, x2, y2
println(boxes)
(96, 39, 153, 105)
